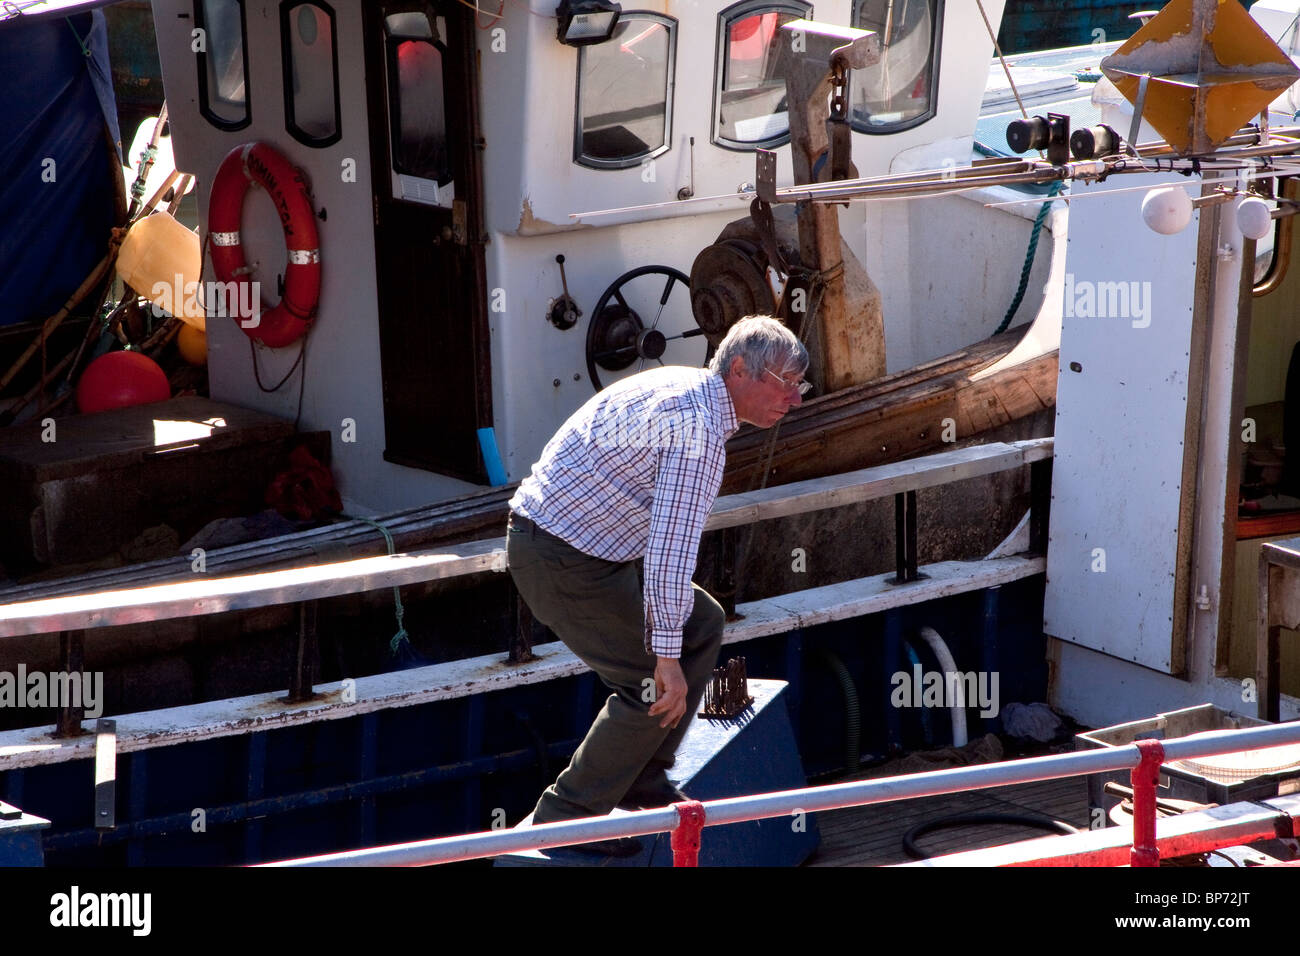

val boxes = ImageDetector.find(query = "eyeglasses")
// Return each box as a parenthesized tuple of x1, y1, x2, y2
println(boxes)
(764, 367, 812, 396)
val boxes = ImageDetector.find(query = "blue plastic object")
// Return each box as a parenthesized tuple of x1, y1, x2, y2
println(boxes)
(496, 679, 818, 867)
(0, 801, 50, 867)
(0, 10, 121, 326)
(476, 427, 508, 486)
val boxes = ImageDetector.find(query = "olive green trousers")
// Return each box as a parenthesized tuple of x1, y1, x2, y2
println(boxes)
(506, 517, 725, 824)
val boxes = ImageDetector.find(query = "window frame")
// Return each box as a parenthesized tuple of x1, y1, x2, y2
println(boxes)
(383, 15, 454, 187)
(849, 0, 944, 136)
(280, 0, 343, 148)
(710, 0, 812, 152)
(572, 11, 677, 171)
(195, 0, 252, 131)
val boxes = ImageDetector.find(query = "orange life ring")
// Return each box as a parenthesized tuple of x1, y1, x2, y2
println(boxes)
(207, 142, 321, 348)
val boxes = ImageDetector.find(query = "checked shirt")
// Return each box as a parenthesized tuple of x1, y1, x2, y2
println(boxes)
(509, 366, 740, 658)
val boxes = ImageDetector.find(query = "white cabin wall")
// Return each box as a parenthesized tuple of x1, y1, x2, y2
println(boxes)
(838, 0, 1047, 373)
(489, 214, 737, 478)
(488, 0, 1022, 471)
(152, 0, 1026, 508)
(861, 185, 1055, 373)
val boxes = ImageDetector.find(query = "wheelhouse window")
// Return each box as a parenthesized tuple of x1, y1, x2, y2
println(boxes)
(575, 12, 676, 169)
(850, 0, 942, 133)
(713, 0, 811, 150)
(282, 1, 341, 146)
(384, 10, 454, 206)
(195, 0, 250, 130)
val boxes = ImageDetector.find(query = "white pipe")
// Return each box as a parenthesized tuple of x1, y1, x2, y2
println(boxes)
(917, 626, 968, 747)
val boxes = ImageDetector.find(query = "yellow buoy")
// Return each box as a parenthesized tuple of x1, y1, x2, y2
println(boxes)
(116, 212, 206, 330)
(177, 323, 208, 365)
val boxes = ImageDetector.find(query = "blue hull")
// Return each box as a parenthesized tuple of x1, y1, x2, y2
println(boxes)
(1, 577, 1046, 866)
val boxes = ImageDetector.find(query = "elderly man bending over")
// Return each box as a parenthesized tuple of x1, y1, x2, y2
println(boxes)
(506, 315, 810, 854)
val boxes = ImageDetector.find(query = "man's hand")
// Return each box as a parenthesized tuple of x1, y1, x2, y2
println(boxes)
(648, 656, 688, 728)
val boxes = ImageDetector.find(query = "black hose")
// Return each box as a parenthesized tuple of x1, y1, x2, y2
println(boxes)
(903, 812, 1081, 860)
(814, 648, 860, 773)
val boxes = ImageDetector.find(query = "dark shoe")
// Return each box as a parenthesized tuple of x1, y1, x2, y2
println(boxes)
(560, 836, 645, 858)
(618, 771, 688, 810)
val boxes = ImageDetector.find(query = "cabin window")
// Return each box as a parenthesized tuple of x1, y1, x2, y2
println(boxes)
(574, 12, 676, 169)
(282, 1, 342, 147)
(384, 11, 454, 205)
(850, 0, 942, 134)
(712, 0, 811, 150)
(195, 0, 251, 130)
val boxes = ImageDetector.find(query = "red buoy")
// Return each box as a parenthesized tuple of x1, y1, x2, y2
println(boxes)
(76, 351, 171, 414)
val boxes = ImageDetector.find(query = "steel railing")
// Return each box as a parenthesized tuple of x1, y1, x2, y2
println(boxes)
(261, 719, 1300, 868)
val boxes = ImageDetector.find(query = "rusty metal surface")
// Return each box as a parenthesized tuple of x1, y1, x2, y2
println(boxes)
(1101, 0, 1300, 154)
(699, 657, 753, 718)
(773, 20, 886, 390)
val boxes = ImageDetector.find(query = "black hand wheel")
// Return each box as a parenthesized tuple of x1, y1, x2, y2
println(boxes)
(585, 265, 709, 392)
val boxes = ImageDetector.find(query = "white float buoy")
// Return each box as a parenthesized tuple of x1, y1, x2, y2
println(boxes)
(1237, 196, 1273, 241)
(1141, 186, 1193, 235)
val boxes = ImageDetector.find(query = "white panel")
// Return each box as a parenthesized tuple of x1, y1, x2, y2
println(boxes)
(1044, 173, 1201, 673)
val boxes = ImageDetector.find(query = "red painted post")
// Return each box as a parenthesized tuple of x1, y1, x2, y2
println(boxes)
(1130, 739, 1166, 868)
(671, 800, 706, 867)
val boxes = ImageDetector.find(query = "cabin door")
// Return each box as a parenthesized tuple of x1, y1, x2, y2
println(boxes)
(1044, 173, 1209, 676)
(363, 0, 490, 482)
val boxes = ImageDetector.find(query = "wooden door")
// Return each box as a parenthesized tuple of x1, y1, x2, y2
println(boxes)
(363, 0, 490, 482)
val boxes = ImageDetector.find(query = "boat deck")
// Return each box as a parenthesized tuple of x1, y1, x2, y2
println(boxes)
(805, 760, 1091, 867)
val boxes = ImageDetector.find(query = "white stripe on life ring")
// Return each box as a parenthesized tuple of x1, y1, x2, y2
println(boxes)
(287, 249, 321, 264)
(210, 231, 242, 246)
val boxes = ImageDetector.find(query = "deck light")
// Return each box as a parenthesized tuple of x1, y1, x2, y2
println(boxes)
(1141, 186, 1192, 236)
(1238, 197, 1273, 242)
(555, 0, 620, 46)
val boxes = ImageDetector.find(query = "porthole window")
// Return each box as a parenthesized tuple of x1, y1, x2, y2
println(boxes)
(850, 0, 942, 134)
(384, 10, 454, 205)
(195, 0, 250, 130)
(713, 0, 811, 150)
(282, 1, 342, 147)
(574, 12, 676, 169)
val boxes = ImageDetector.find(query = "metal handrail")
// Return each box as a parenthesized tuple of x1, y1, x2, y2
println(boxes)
(261, 719, 1300, 867)
(0, 438, 1052, 638)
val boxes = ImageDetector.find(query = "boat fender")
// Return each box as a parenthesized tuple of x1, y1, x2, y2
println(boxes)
(207, 142, 321, 348)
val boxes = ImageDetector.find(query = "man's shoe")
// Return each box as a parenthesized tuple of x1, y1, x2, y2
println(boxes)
(617, 772, 688, 810)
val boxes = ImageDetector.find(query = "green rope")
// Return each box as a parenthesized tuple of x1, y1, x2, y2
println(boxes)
(64, 16, 91, 57)
(350, 516, 410, 656)
(996, 179, 1064, 335)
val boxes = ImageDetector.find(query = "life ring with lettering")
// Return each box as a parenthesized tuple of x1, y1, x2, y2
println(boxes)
(207, 142, 321, 348)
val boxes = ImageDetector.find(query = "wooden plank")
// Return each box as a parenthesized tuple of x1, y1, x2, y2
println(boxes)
(706, 438, 1052, 531)
(721, 328, 1056, 494)
(0, 555, 1042, 766)
(0, 538, 509, 637)
(810, 775, 1090, 867)
(0, 485, 519, 602)
(0, 397, 294, 479)
(1236, 511, 1300, 541)
(723, 555, 1045, 644)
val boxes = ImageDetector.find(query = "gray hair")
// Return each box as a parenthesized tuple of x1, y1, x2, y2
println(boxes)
(707, 315, 808, 380)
